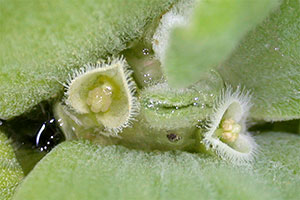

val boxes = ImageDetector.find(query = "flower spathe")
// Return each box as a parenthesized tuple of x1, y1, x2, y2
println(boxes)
(201, 87, 257, 164)
(64, 57, 139, 135)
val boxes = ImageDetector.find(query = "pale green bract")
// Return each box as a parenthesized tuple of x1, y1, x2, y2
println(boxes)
(64, 57, 138, 135)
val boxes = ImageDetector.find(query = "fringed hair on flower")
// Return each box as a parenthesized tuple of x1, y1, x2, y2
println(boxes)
(201, 86, 257, 164)
(63, 56, 139, 135)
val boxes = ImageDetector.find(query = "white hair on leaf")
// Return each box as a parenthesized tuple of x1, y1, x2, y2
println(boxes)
(63, 56, 139, 136)
(152, 0, 196, 64)
(201, 86, 257, 164)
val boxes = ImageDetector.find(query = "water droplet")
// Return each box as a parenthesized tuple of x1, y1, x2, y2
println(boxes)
(35, 118, 63, 153)
(147, 104, 154, 108)
(274, 47, 280, 51)
(142, 48, 150, 55)
(122, 41, 164, 88)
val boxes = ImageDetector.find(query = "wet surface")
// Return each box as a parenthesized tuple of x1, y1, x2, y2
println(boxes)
(1, 101, 64, 175)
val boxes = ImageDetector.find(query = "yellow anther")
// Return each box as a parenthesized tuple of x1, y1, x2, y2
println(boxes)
(222, 132, 233, 142)
(86, 84, 113, 113)
(221, 119, 235, 131)
(216, 118, 241, 144)
(221, 132, 239, 143)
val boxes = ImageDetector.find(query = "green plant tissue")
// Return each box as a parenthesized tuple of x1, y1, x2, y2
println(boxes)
(254, 132, 300, 200)
(0, 0, 177, 119)
(165, 0, 280, 88)
(0, 131, 23, 200)
(218, 0, 300, 121)
(13, 132, 300, 200)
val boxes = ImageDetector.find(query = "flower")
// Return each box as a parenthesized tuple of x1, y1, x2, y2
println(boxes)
(201, 87, 257, 164)
(63, 57, 139, 135)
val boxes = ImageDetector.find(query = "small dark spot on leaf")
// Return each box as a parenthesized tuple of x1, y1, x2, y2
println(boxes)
(167, 133, 181, 142)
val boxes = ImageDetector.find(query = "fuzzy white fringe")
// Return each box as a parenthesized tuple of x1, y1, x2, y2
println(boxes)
(202, 86, 257, 164)
(64, 57, 139, 135)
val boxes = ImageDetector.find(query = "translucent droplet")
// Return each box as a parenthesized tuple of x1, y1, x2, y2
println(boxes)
(122, 41, 164, 88)
(142, 48, 150, 55)
(147, 104, 154, 108)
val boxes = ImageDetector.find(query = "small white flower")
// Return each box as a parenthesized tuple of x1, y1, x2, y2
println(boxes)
(63, 57, 139, 135)
(201, 86, 257, 164)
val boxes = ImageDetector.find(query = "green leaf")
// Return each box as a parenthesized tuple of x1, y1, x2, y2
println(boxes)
(13, 132, 300, 200)
(218, 0, 300, 121)
(254, 132, 300, 200)
(0, 131, 23, 200)
(0, 0, 177, 119)
(165, 0, 280, 88)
